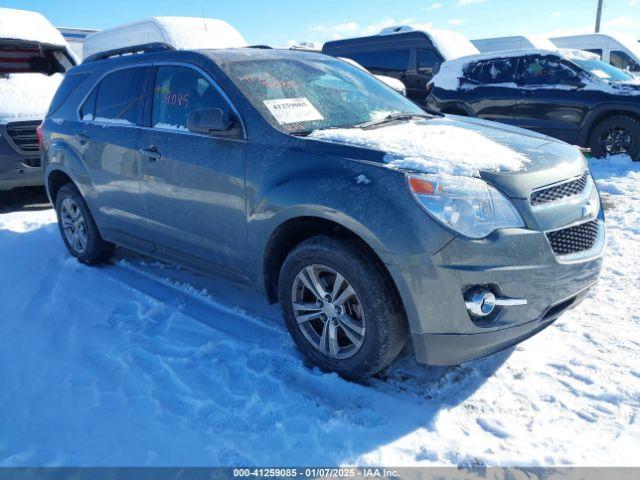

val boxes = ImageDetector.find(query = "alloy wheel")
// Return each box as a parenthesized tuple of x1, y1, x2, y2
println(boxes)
(600, 126, 634, 155)
(60, 197, 88, 254)
(291, 264, 366, 359)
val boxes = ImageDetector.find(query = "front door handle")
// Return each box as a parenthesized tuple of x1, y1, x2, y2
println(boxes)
(75, 132, 89, 145)
(140, 146, 161, 161)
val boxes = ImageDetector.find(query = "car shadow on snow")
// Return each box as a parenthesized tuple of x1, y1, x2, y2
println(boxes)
(0, 187, 50, 213)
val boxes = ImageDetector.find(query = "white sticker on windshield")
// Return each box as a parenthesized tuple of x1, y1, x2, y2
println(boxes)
(591, 69, 609, 79)
(263, 97, 324, 124)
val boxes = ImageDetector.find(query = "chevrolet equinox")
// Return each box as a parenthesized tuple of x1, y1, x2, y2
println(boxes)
(41, 46, 605, 378)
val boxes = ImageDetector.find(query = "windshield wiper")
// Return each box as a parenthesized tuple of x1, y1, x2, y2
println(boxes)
(354, 112, 436, 129)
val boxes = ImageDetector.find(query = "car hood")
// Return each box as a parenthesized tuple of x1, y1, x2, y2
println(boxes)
(308, 115, 586, 198)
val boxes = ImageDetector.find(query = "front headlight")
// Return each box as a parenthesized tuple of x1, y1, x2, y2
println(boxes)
(408, 174, 525, 239)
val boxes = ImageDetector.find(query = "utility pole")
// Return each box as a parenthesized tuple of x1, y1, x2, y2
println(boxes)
(595, 0, 604, 33)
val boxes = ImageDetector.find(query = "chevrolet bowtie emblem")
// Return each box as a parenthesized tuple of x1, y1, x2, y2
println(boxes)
(582, 200, 597, 218)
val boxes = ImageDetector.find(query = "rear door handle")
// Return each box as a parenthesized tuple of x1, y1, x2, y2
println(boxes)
(75, 132, 89, 145)
(139, 146, 161, 161)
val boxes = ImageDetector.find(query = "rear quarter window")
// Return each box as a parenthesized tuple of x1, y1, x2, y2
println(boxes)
(47, 73, 91, 116)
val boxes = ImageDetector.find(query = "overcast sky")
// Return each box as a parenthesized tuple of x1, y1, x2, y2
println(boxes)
(5, 0, 640, 45)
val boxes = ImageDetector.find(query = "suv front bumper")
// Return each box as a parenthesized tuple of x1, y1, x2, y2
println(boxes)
(389, 216, 605, 366)
(0, 123, 44, 191)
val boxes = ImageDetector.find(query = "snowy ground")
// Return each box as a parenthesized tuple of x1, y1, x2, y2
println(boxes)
(0, 157, 638, 467)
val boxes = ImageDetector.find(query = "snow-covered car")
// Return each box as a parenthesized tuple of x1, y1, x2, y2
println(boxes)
(427, 48, 640, 160)
(0, 8, 77, 191)
(322, 25, 479, 104)
(42, 32, 604, 379)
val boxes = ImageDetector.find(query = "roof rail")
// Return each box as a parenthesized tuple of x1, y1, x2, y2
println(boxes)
(83, 42, 174, 63)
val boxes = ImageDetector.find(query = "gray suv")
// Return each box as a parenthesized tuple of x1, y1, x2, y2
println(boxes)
(41, 46, 604, 378)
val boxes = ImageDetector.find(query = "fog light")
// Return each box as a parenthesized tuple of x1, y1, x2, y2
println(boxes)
(465, 288, 528, 318)
(465, 290, 497, 317)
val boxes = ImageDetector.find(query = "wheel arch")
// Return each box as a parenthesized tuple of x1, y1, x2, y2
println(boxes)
(580, 108, 640, 147)
(262, 216, 405, 319)
(47, 169, 75, 204)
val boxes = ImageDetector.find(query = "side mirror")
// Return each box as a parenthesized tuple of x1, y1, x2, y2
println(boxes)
(187, 108, 238, 136)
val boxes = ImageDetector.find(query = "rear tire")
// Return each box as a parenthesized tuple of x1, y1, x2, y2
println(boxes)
(588, 115, 640, 161)
(54, 183, 114, 264)
(278, 236, 407, 380)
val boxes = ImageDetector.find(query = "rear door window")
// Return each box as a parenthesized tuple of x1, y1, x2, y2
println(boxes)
(465, 58, 518, 85)
(93, 67, 148, 125)
(347, 49, 411, 72)
(151, 66, 233, 131)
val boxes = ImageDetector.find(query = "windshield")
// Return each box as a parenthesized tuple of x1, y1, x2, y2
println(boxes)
(572, 58, 634, 82)
(220, 56, 423, 134)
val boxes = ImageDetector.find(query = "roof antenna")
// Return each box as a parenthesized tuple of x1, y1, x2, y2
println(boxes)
(202, 7, 208, 32)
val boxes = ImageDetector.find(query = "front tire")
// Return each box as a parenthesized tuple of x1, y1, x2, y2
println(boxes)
(55, 183, 114, 264)
(278, 236, 407, 379)
(589, 115, 640, 161)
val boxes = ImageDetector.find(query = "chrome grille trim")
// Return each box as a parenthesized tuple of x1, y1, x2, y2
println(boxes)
(531, 172, 590, 206)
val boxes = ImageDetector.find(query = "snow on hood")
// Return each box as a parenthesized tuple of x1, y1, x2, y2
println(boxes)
(0, 8, 66, 46)
(309, 116, 530, 177)
(0, 73, 62, 122)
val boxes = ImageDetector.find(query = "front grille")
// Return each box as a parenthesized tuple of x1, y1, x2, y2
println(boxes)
(531, 172, 589, 206)
(5, 121, 40, 154)
(547, 219, 600, 255)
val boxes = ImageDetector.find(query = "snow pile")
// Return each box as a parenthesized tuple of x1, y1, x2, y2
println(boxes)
(0, 73, 63, 122)
(0, 7, 66, 46)
(310, 118, 528, 177)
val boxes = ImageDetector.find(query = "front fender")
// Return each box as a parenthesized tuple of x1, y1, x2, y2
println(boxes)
(247, 147, 455, 334)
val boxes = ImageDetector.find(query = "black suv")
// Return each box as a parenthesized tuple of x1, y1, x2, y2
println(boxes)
(427, 49, 640, 160)
(322, 26, 478, 104)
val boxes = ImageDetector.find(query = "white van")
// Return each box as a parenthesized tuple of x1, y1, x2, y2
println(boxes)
(551, 33, 640, 76)
(472, 35, 557, 53)
(83, 17, 247, 61)
(58, 28, 99, 60)
(0, 8, 77, 190)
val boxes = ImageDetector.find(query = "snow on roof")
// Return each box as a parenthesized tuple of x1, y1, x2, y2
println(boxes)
(309, 117, 528, 177)
(432, 48, 601, 90)
(472, 35, 557, 52)
(83, 17, 247, 60)
(378, 25, 478, 60)
(0, 7, 66, 46)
